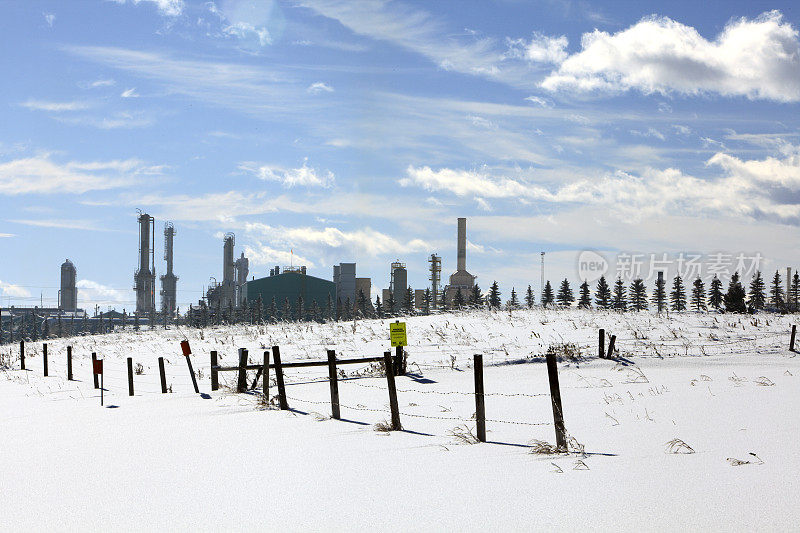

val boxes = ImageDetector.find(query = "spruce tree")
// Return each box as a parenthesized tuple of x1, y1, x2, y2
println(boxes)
(358, 289, 369, 317)
(423, 288, 431, 315)
(269, 296, 278, 322)
(488, 281, 502, 308)
(769, 270, 784, 310)
(542, 281, 554, 307)
(708, 275, 723, 310)
(386, 293, 396, 315)
(296, 295, 305, 321)
(525, 285, 535, 309)
(310, 300, 321, 322)
(578, 281, 592, 309)
(791, 272, 800, 312)
(507, 288, 519, 309)
(724, 272, 747, 313)
(282, 297, 292, 321)
(403, 287, 414, 313)
(748, 271, 766, 311)
(691, 277, 706, 311)
(595, 275, 611, 309)
(670, 275, 687, 311)
(652, 275, 666, 313)
(612, 278, 627, 311)
(375, 296, 383, 319)
(453, 288, 465, 309)
(470, 284, 483, 308)
(438, 289, 448, 311)
(343, 297, 353, 320)
(556, 279, 574, 307)
(629, 278, 648, 311)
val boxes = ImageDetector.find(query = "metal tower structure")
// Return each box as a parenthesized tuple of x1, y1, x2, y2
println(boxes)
(428, 254, 441, 309)
(221, 233, 236, 309)
(160, 222, 178, 316)
(134, 211, 156, 315)
(59, 259, 77, 311)
(234, 252, 249, 307)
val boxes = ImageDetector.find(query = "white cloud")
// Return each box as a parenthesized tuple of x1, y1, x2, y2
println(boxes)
(86, 79, 116, 88)
(307, 82, 334, 94)
(110, 0, 184, 17)
(43, 12, 55, 27)
(120, 88, 139, 98)
(131, 190, 275, 222)
(239, 159, 334, 188)
(0, 280, 30, 298)
(524, 95, 552, 107)
(223, 21, 272, 47)
(244, 242, 315, 268)
(0, 154, 159, 195)
(541, 10, 800, 102)
(0, 233, 14, 238)
(54, 111, 155, 129)
(507, 32, 568, 64)
(76, 280, 131, 308)
(630, 128, 666, 141)
(20, 100, 89, 112)
(8, 219, 121, 232)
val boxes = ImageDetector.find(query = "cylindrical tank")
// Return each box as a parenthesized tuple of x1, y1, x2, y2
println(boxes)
(60, 259, 77, 311)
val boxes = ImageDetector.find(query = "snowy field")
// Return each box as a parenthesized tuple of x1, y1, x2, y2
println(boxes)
(1, 309, 799, 531)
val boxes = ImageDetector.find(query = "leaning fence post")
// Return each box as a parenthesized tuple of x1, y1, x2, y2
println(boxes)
(272, 345, 289, 410)
(545, 351, 567, 451)
(262, 351, 270, 402)
(210, 351, 219, 391)
(127, 357, 134, 396)
(91, 352, 99, 389)
(66, 346, 73, 381)
(599, 329, 605, 359)
(158, 357, 167, 393)
(237, 348, 248, 393)
(20, 340, 25, 370)
(327, 349, 340, 420)
(606, 335, 616, 359)
(43, 343, 48, 377)
(791, 325, 797, 351)
(474, 354, 486, 442)
(383, 351, 402, 430)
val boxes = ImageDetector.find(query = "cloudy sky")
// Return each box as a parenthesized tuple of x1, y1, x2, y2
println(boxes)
(1, 0, 800, 310)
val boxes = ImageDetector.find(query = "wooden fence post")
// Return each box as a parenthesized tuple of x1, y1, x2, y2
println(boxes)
(20, 340, 25, 370)
(383, 351, 402, 430)
(158, 357, 167, 393)
(210, 350, 219, 391)
(394, 345, 405, 376)
(185, 354, 199, 394)
(606, 335, 616, 359)
(474, 354, 486, 442)
(127, 357, 134, 396)
(43, 343, 48, 376)
(262, 351, 270, 402)
(91, 353, 99, 389)
(545, 351, 567, 451)
(272, 345, 289, 410)
(237, 348, 248, 393)
(791, 325, 797, 351)
(66, 346, 73, 381)
(599, 329, 605, 359)
(327, 349, 340, 420)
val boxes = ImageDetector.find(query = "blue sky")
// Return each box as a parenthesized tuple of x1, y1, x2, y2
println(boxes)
(1, 0, 800, 311)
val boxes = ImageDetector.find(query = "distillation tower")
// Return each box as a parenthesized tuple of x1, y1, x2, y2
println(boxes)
(160, 222, 178, 316)
(134, 212, 156, 315)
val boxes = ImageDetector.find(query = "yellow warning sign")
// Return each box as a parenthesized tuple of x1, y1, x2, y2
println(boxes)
(390, 321, 407, 347)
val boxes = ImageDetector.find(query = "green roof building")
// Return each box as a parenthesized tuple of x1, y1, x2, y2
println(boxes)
(243, 269, 335, 319)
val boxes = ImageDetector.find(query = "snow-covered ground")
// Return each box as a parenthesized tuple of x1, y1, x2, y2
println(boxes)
(1, 309, 799, 531)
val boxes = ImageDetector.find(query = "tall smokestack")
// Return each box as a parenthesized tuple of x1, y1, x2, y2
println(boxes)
(457, 217, 466, 272)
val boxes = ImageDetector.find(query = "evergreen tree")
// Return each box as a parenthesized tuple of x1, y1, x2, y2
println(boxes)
(282, 297, 292, 321)
(542, 281, 554, 307)
(791, 272, 800, 313)
(748, 271, 766, 311)
(769, 270, 784, 310)
(310, 300, 321, 322)
(670, 275, 687, 312)
(324, 294, 332, 322)
(438, 289, 448, 311)
(612, 278, 627, 311)
(42, 317, 50, 339)
(336, 296, 342, 321)
(525, 285, 535, 309)
(708, 275, 723, 310)
(423, 288, 431, 315)
(507, 287, 519, 309)
(375, 296, 383, 318)
(256, 295, 264, 324)
(629, 278, 648, 311)
(488, 281, 502, 309)
(652, 275, 666, 313)
(358, 289, 369, 318)
(296, 295, 305, 321)
(691, 277, 706, 311)
(454, 288, 466, 309)
(269, 296, 278, 323)
(403, 287, 414, 313)
(469, 284, 483, 308)
(343, 297, 352, 320)
(595, 276, 611, 309)
(578, 281, 592, 309)
(386, 293, 396, 315)
(556, 279, 574, 307)
(724, 272, 747, 313)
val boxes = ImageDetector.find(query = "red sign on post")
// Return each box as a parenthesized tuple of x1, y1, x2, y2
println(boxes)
(180, 340, 192, 356)
(92, 359, 103, 375)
